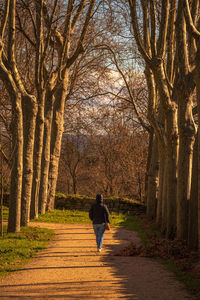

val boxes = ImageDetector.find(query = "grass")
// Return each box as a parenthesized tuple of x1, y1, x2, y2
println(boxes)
(34, 209, 91, 224)
(1, 205, 9, 221)
(33, 208, 146, 236)
(0, 225, 55, 278)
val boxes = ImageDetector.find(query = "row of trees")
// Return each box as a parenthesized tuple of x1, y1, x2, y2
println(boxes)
(122, 0, 200, 249)
(0, 0, 96, 232)
(1, 0, 200, 250)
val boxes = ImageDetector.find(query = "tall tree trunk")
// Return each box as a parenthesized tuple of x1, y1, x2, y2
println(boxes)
(144, 130, 154, 204)
(8, 94, 23, 233)
(198, 127, 200, 250)
(196, 81, 200, 249)
(153, 63, 178, 239)
(176, 4, 196, 241)
(147, 134, 159, 219)
(21, 95, 38, 226)
(30, 0, 45, 220)
(177, 90, 196, 240)
(38, 90, 54, 214)
(30, 97, 45, 219)
(161, 157, 168, 234)
(156, 148, 165, 227)
(166, 109, 178, 238)
(72, 174, 77, 195)
(47, 81, 68, 211)
(188, 133, 198, 248)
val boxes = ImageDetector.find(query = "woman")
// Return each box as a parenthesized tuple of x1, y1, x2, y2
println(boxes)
(89, 194, 110, 252)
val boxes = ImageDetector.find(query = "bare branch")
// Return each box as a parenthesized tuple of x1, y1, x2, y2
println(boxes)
(184, 0, 200, 39)
(0, 0, 10, 51)
(66, 0, 95, 68)
(95, 44, 151, 133)
(149, 0, 157, 57)
(157, 0, 170, 58)
(128, 0, 151, 64)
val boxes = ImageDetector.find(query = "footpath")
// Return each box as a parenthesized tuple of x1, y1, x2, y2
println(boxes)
(0, 223, 195, 299)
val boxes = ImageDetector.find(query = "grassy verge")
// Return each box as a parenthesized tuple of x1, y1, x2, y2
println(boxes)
(33, 209, 141, 227)
(34, 209, 91, 224)
(0, 226, 55, 278)
(1, 206, 9, 221)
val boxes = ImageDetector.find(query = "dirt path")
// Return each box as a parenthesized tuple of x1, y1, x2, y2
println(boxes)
(0, 223, 195, 299)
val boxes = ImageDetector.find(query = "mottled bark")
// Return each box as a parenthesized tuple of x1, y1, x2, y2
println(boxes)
(147, 134, 159, 219)
(153, 63, 178, 239)
(165, 108, 178, 238)
(7, 94, 23, 233)
(198, 126, 200, 250)
(30, 99, 45, 219)
(161, 158, 168, 234)
(144, 130, 154, 204)
(30, 0, 45, 220)
(21, 95, 38, 226)
(196, 80, 200, 250)
(156, 149, 165, 227)
(188, 133, 198, 249)
(176, 4, 196, 240)
(38, 90, 54, 214)
(47, 83, 68, 211)
(177, 93, 196, 239)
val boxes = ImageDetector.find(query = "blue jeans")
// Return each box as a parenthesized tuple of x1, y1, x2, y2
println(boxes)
(93, 224, 105, 249)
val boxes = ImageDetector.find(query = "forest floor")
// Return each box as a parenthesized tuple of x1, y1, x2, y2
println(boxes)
(0, 222, 196, 299)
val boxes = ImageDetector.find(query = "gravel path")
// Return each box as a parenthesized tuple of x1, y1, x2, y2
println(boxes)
(0, 223, 195, 299)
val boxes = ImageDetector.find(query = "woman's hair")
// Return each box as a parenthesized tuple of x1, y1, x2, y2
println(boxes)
(96, 194, 103, 202)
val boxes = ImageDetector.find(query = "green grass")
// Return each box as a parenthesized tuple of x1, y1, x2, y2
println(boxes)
(33, 209, 145, 234)
(1, 205, 9, 221)
(34, 209, 91, 224)
(0, 226, 55, 278)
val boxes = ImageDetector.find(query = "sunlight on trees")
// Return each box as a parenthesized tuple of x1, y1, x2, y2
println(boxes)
(0, 0, 199, 250)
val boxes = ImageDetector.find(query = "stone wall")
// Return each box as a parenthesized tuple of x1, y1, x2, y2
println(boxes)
(4, 193, 146, 215)
(55, 195, 146, 215)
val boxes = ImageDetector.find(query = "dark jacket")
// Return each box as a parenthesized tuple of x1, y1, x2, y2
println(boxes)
(89, 197, 110, 224)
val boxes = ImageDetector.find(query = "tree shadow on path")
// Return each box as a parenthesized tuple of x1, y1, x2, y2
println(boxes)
(101, 228, 194, 300)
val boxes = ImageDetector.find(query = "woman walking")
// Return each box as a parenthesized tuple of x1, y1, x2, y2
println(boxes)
(89, 194, 110, 252)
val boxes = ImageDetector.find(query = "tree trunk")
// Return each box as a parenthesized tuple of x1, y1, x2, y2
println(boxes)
(153, 62, 178, 239)
(72, 174, 77, 194)
(161, 157, 168, 234)
(8, 94, 23, 233)
(156, 148, 165, 227)
(196, 82, 200, 249)
(177, 91, 196, 240)
(147, 134, 159, 219)
(198, 127, 200, 250)
(38, 90, 54, 214)
(175, 4, 196, 241)
(188, 133, 198, 248)
(144, 130, 154, 204)
(47, 83, 68, 211)
(166, 109, 178, 239)
(21, 95, 38, 226)
(30, 96, 45, 219)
